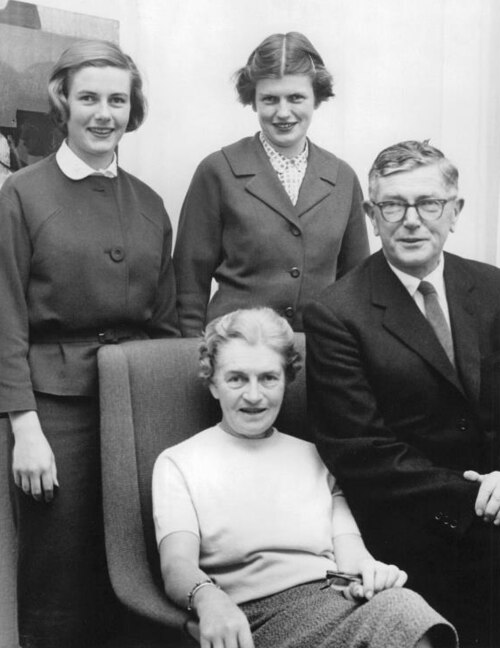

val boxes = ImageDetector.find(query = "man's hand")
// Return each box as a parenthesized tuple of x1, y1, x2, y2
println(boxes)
(10, 410, 58, 502)
(464, 470, 500, 525)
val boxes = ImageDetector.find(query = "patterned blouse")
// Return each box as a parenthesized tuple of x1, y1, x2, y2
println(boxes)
(259, 132, 309, 205)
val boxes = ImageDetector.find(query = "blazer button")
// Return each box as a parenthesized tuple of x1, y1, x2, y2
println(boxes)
(434, 512, 444, 522)
(109, 246, 125, 262)
(284, 306, 294, 318)
(290, 226, 301, 237)
(450, 519, 458, 529)
(290, 267, 301, 278)
(458, 417, 468, 431)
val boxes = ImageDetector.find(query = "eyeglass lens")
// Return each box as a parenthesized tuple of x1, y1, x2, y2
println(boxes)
(379, 199, 452, 222)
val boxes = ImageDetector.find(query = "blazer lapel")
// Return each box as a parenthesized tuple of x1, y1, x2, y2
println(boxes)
(444, 254, 480, 402)
(246, 169, 299, 224)
(370, 252, 465, 396)
(223, 136, 340, 225)
(223, 134, 300, 226)
(294, 143, 339, 218)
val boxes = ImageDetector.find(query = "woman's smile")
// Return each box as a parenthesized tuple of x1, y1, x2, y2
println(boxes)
(239, 406, 267, 415)
(273, 121, 298, 130)
(87, 127, 115, 137)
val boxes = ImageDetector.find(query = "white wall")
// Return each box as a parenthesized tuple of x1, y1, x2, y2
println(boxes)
(23, 0, 500, 264)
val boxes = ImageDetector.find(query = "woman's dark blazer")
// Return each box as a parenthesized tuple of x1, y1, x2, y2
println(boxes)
(0, 154, 178, 413)
(174, 134, 369, 336)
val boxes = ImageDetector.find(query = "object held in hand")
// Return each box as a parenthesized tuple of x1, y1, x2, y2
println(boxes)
(321, 570, 362, 590)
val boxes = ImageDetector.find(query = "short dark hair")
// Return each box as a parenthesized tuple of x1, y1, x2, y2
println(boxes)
(235, 32, 334, 108)
(199, 307, 301, 385)
(48, 39, 146, 134)
(368, 140, 459, 199)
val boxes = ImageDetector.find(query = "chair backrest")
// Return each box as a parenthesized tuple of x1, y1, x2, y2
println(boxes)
(98, 334, 306, 630)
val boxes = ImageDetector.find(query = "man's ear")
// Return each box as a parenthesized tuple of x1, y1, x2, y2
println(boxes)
(364, 200, 380, 237)
(449, 198, 464, 233)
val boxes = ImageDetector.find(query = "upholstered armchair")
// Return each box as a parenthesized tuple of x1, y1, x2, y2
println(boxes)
(98, 335, 306, 646)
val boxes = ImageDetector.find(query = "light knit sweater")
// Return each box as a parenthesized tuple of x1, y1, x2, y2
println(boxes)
(152, 425, 360, 604)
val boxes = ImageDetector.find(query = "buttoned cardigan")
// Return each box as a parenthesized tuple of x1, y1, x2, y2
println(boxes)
(0, 154, 178, 412)
(173, 134, 369, 336)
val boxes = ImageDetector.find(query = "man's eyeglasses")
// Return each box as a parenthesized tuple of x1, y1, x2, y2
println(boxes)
(373, 198, 456, 223)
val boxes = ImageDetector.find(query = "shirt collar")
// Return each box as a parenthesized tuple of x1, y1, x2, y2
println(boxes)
(56, 140, 118, 180)
(259, 132, 308, 171)
(386, 254, 446, 298)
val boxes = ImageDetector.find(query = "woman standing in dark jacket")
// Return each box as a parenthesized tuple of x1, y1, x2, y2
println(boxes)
(174, 32, 369, 336)
(0, 40, 178, 648)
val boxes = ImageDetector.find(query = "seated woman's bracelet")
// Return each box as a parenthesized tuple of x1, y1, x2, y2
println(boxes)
(187, 578, 220, 613)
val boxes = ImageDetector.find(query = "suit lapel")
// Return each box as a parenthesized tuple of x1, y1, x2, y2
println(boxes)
(444, 254, 480, 402)
(370, 252, 465, 396)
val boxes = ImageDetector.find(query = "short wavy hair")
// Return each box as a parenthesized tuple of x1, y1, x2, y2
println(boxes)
(199, 307, 302, 385)
(368, 140, 459, 199)
(48, 39, 146, 134)
(235, 32, 334, 108)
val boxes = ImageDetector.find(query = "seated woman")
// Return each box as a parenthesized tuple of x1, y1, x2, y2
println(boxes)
(152, 308, 456, 648)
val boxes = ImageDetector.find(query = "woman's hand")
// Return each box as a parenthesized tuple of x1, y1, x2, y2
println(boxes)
(464, 470, 500, 524)
(158, 532, 253, 647)
(10, 410, 58, 502)
(195, 585, 254, 648)
(332, 533, 406, 601)
(347, 558, 407, 601)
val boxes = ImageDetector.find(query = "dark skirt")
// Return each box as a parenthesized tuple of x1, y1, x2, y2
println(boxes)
(11, 392, 119, 648)
(240, 581, 457, 648)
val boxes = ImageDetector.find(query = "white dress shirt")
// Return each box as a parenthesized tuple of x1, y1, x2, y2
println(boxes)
(387, 255, 451, 328)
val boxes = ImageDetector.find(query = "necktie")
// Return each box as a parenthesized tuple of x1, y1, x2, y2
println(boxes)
(418, 281, 455, 366)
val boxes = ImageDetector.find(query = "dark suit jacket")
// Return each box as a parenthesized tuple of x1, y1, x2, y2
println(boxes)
(304, 250, 500, 568)
(173, 134, 369, 336)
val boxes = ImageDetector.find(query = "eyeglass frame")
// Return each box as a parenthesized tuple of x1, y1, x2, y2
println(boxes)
(372, 198, 457, 223)
(320, 570, 362, 590)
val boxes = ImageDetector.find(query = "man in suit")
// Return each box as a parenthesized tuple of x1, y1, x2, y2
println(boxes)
(304, 140, 500, 648)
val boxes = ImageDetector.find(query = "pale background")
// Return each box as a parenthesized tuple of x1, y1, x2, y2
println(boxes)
(14, 0, 500, 264)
